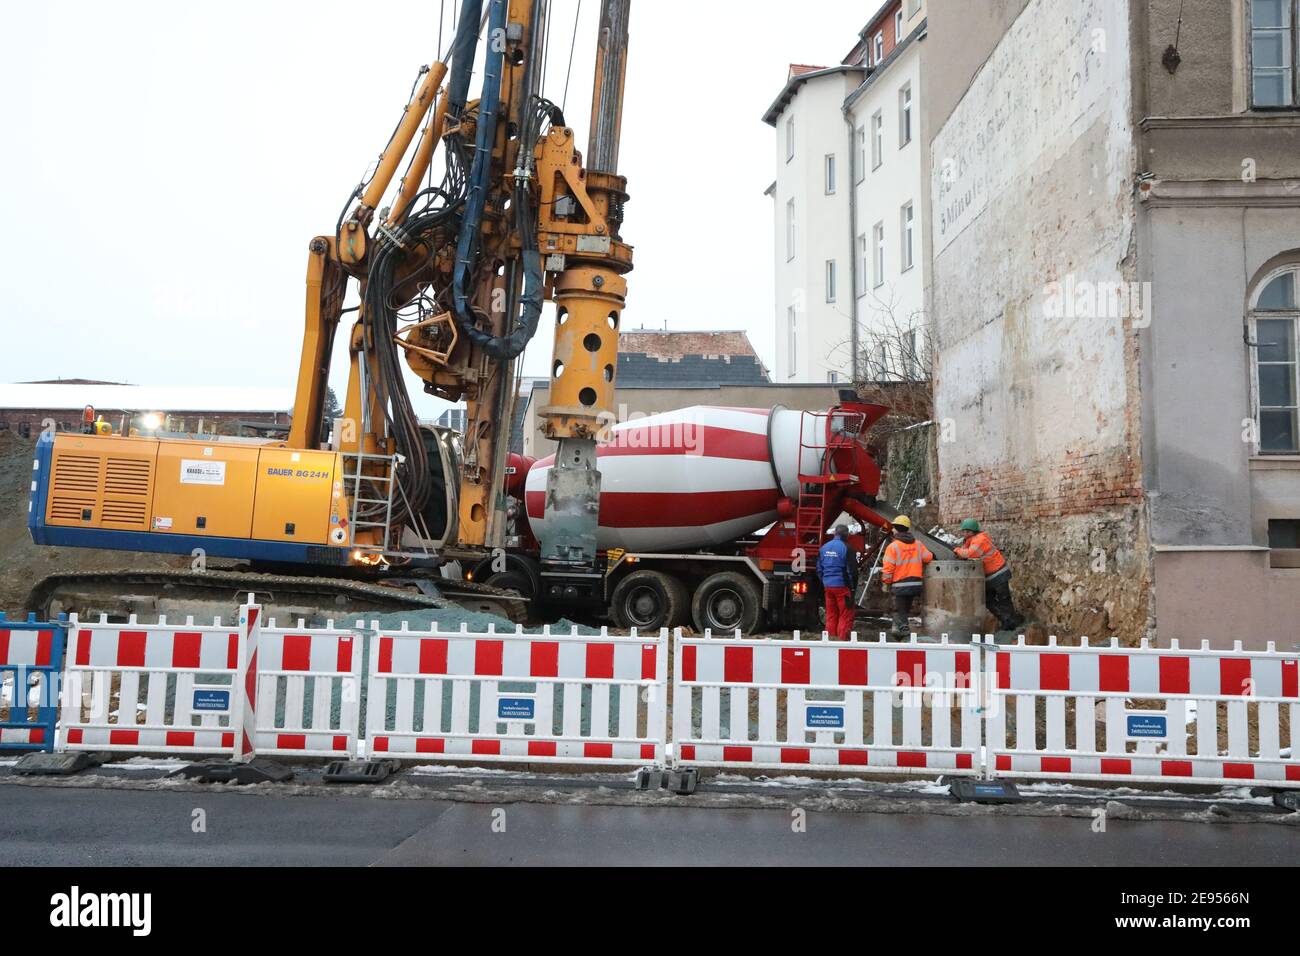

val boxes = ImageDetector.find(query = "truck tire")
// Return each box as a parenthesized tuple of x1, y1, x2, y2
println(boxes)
(483, 570, 536, 600)
(692, 571, 763, 635)
(610, 570, 689, 632)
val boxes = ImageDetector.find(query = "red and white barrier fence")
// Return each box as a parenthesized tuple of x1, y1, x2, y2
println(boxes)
(672, 631, 983, 775)
(984, 636, 1300, 787)
(256, 620, 363, 758)
(59, 612, 247, 758)
(366, 622, 668, 767)
(42, 596, 1300, 793)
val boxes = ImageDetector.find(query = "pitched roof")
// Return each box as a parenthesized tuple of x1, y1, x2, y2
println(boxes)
(788, 63, 827, 78)
(617, 329, 760, 362)
(761, 63, 864, 125)
(613, 330, 769, 387)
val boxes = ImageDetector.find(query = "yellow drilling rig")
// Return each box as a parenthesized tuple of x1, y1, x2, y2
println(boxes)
(28, 0, 633, 623)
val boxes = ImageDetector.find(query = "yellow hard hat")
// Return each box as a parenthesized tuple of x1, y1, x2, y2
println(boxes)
(892, 515, 912, 529)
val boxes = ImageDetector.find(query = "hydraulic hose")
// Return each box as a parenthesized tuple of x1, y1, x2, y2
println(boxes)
(446, 0, 485, 118)
(449, 0, 545, 361)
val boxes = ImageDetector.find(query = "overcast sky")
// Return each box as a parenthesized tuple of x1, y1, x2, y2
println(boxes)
(0, 0, 870, 421)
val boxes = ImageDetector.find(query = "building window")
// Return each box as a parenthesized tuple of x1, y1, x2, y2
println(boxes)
(904, 328, 920, 379)
(1269, 518, 1300, 546)
(900, 201, 914, 271)
(825, 259, 837, 303)
(1268, 518, 1300, 567)
(1250, 0, 1298, 107)
(855, 127, 866, 182)
(1252, 266, 1299, 452)
(828, 371, 840, 384)
(857, 233, 868, 296)
(899, 82, 913, 146)
(872, 221, 885, 288)
(786, 199, 796, 261)
(787, 305, 798, 378)
(895, 8, 904, 40)
(874, 31, 884, 64)
(871, 110, 883, 169)
(824, 153, 836, 194)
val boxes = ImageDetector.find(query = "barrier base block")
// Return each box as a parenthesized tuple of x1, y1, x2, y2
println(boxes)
(1272, 790, 1300, 813)
(945, 776, 1022, 804)
(171, 759, 295, 785)
(637, 768, 698, 795)
(323, 759, 400, 784)
(12, 752, 99, 776)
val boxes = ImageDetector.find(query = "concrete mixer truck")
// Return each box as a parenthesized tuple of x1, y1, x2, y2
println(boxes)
(467, 395, 900, 633)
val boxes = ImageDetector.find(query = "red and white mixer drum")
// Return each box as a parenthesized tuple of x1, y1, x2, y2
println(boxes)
(522, 405, 829, 552)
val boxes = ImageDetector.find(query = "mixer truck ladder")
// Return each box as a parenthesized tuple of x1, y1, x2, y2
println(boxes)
(794, 409, 866, 552)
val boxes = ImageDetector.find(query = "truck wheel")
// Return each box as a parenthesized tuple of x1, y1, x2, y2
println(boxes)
(610, 570, 688, 632)
(692, 571, 762, 635)
(483, 570, 536, 600)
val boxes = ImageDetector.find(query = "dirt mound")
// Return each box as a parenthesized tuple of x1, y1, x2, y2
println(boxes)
(0, 431, 181, 613)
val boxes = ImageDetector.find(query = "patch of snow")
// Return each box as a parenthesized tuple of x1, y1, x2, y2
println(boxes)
(107, 757, 189, 771)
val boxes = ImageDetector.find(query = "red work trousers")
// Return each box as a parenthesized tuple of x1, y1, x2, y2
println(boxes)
(824, 586, 854, 639)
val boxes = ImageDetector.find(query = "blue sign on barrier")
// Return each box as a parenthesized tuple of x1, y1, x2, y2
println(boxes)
(0, 613, 67, 753)
(1126, 713, 1168, 739)
(498, 697, 536, 721)
(193, 689, 231, 712)
(806, 705, 845, 729)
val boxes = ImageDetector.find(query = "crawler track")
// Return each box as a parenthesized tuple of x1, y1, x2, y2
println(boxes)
(26, 568, 530, 625)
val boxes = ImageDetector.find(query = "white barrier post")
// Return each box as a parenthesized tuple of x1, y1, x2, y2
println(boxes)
(232, 595, 262, 763)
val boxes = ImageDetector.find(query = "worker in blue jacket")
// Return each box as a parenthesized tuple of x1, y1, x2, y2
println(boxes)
(817, 524, 858, 639)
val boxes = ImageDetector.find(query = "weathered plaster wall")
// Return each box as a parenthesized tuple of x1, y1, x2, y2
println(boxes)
(1140, 207, 1300, 547)
(928, 0, 1149, 641)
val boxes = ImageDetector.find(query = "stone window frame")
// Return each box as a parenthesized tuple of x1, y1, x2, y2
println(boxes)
(871, 110, 884, 170)
(785, 198, 796, 261)
(899, 81, 913, 147)
(900, 200, 914, 272)
(1248, 0, 1300, 109)
(787, 304, 799, 379)
(1248, 261, 1300, 454)
(872, 220, 886, 288)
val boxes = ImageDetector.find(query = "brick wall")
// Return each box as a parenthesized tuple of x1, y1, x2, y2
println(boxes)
(941, 444, 1151, 643)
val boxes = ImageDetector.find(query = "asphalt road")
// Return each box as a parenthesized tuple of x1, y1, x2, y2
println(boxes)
(1, 785, 1295, 866)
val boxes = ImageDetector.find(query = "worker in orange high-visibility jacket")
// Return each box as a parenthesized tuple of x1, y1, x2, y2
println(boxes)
(880, 515, 933, 639)
(954, 518, 1025, 632)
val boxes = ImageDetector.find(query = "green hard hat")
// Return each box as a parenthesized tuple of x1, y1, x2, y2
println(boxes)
(960, 518, 980, 532)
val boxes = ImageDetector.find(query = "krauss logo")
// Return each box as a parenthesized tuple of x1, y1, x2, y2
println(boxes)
(49, 885, 151, 936)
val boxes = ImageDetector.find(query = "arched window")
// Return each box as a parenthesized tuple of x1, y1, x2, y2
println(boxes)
(1251, 265, 1299, 453)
